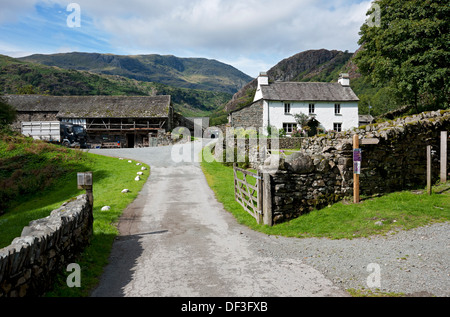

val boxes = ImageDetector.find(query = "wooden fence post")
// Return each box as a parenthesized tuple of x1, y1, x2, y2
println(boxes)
(263, 173, 272, 226)
(256, 171, 263, 225)
(441, 131, 448, 183)
(427, 145, 432, 195)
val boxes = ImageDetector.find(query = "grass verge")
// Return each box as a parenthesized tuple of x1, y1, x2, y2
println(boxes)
(200, 147, 450, 240)
(0, 134, 149, 296)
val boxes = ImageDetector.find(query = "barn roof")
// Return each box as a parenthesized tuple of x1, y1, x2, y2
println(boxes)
(259, 82, 359, 102)
(4, 95, 172, 118)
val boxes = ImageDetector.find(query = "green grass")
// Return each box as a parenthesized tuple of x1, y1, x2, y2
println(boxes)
(45, 153, 149, 297)
(0, 133, 149, 296)
(271, 148, 300, 156)
(201, 147, 450, 240)
(346, 288, 407, 297)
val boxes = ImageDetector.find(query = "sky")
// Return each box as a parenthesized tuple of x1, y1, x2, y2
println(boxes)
(0, 0, 373, 77)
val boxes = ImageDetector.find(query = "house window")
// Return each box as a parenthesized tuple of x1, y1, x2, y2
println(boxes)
(335, 103, 341, 114)
(284, 103, 291, 114)
(309, 103, 315, 114)
(283, 123, 296, 134)
(333, 123, 342, 132)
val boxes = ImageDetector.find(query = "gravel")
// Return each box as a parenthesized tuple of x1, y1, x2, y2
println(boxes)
(250, 222, 450, 296)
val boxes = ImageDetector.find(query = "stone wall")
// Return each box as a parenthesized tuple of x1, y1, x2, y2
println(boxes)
(230, 100, 264, 130)
(11, 112, 59, 132)
(262, 110, 450, 224)
(0, 194, 93, 297)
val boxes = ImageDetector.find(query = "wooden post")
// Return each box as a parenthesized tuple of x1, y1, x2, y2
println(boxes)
(427, 145, 432, 195)
(233, 163, 237, 201)
(353, 135, 360, 204)
(263, 173, 272, 226)
(256, 171, 263, 225)
(77, 172, 93, 208)
(441, 131, 448, 183)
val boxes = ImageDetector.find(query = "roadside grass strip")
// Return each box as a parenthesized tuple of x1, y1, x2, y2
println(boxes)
(200, 147, 450, 240)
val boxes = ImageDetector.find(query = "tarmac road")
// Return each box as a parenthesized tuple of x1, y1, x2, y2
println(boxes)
(89, 140, 348, 297)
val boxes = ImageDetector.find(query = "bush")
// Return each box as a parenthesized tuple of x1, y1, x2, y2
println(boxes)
(0, 98, 17, 127)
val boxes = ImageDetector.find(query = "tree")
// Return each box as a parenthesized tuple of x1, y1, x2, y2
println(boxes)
(354, 0, 449, 112)
(294, 113, 309, 127)
(0, 97, 17, 127)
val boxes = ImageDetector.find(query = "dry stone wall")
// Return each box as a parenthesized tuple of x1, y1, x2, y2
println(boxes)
(0, 194, 93, 297)
(262, 110, 450, 224)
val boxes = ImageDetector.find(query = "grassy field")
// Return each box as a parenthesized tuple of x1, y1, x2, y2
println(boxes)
(201, 148, 450, 239)
(0, 132, 149, 296)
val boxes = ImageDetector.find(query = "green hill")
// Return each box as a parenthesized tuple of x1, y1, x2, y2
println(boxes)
(222, 48, 404, 119)
(0, 54, 231, 117)
(18, 52, 253, 95)
(224, 49, 355, 114)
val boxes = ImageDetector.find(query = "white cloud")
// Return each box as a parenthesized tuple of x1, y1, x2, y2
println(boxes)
(0, 0, 37, 24)
(0, 0, 372, 75)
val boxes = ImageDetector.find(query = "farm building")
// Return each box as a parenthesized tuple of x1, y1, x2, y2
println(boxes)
(6, 94, 175, 148)
(229, 73, 360, 135)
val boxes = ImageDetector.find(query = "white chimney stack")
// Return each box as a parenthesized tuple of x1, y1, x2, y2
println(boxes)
(338, 73, 350, 86)
(254, 72, 269, 102)
(258, 72, 269, 86)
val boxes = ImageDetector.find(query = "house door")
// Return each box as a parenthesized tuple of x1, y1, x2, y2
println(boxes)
(127, 134, 135, 148)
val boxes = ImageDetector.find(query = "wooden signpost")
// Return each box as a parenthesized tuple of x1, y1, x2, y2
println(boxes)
(77, 171, 93, 207)
(427, 146, 432, 195)
(353, 135, 360, 203)
(352, 136, 379, 204)
(441, 131, 448, 184)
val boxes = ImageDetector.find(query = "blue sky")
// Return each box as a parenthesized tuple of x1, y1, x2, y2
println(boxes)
(0, 0, 373, 77)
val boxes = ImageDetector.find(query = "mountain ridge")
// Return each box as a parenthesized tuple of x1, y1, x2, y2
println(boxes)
(224, 49, 355, 113)
(18, 52, 253, 95)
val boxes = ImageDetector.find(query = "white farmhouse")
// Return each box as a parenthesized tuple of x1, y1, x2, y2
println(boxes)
(230, 72, 359, 135)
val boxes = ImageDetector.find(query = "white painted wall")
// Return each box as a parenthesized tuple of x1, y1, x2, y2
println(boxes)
(262, 101, 358, 134)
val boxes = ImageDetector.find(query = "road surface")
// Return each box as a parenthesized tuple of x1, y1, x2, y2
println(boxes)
(89, 140, 348, 297)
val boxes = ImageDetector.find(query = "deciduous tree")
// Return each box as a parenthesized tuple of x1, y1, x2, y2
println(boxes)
(355, 0, 449, 111)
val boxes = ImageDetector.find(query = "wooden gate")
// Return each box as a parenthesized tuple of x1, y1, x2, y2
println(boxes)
(233, 164, 263, 224)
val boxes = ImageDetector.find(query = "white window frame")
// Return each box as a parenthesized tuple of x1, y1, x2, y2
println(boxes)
(283, 122, 296, 134)
(333, 122, 342, 132)
(284, 102, 291, 114)
(309, 103, 315, 114)
(335, 103, 341, 114)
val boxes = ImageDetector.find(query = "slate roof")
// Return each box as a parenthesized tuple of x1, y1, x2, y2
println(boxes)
(186, 117, 210, 129)
(4, 95, 172, 118)
(259, 82, 359, 102)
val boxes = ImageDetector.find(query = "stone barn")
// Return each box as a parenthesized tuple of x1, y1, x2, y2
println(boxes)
(6, 94, 174, 148)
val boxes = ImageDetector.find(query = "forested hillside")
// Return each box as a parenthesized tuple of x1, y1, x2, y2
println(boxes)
(19, 52, 253, 95)
(0, 55, 231, 117)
